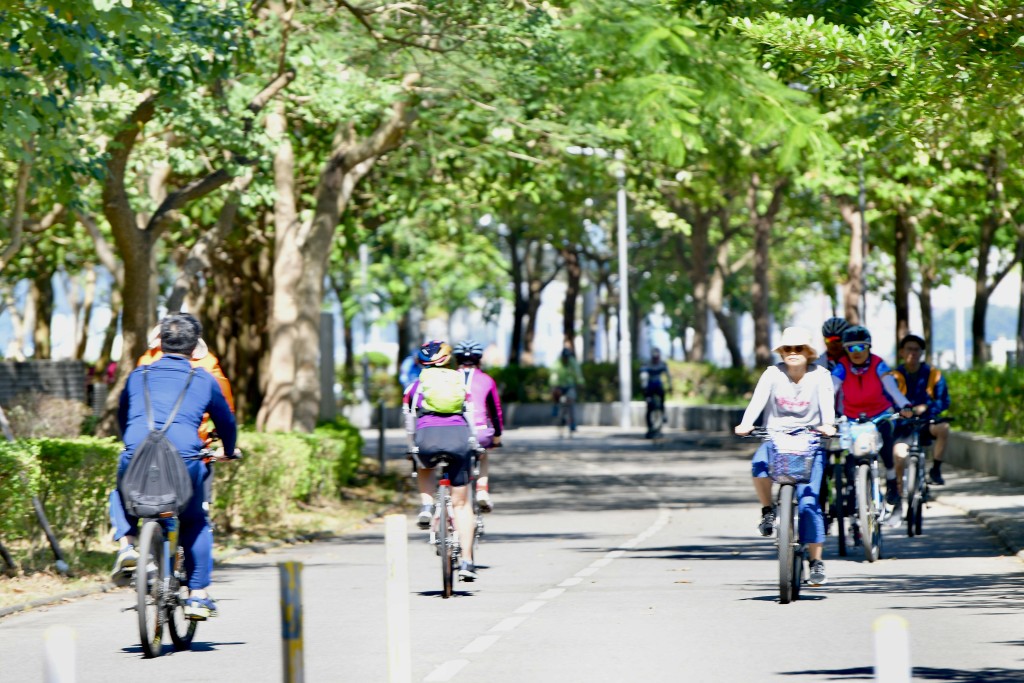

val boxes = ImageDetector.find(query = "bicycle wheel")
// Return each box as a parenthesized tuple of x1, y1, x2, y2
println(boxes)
(136, 521, 165, 658)
(856, 465, 880, 563)
(439, 485, 453, 599)
(905, 456, 919, 538)
(834, 457, 847, 556)
(777, 485, 796, 604)
(167, 545, 197, 651)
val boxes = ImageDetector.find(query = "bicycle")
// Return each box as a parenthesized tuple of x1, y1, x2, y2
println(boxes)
(468, 447, 486, 560)
(131, 447, 240, 658)
(552, 386, 577, 439)
(747, 427, 822, 604)
(645, 391, 666, 439)
(840, 413, 898, 563)
(410, 448, 465, 599)
(821, 425, 848, 557)
(898, 415, 951, 537)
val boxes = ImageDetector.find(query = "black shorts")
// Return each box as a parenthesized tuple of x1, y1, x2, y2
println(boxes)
(414, 425, 472, 487)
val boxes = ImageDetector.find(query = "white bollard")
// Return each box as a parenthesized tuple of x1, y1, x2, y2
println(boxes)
(385, 514, 412, 683)
(874, 615, 911, 683)
(43, 625, 75, 683)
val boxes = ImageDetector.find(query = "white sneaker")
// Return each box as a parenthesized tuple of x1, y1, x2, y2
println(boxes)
(476, 490, 493, 513)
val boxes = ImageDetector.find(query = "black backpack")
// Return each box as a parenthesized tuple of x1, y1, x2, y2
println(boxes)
(119, 368, 196, 518)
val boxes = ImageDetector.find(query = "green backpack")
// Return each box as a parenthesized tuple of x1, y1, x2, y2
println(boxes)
(417, 367, 467, 414)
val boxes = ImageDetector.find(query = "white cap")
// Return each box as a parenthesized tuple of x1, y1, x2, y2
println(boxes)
(773, 327, 819, 361)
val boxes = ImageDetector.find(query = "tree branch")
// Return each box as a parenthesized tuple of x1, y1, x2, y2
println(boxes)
(0, 153, 33, 274)
(75, 211, 123, 287)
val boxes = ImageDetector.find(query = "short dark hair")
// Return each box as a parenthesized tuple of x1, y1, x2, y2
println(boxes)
(160, 312, 201, 356)
(899, 334, 926, 351)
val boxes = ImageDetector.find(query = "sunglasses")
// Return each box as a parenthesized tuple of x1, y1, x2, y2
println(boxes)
(845, 343, 870, 353)
(781, 345, 807, 354)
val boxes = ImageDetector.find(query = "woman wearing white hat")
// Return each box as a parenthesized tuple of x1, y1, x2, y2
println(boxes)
(735, 326, 836, 586)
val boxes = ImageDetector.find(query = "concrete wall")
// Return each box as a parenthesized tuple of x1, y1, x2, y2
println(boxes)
(0, 360, 88, 405)
(361, 401, 746, 433)
(947, 431, 1024, 486)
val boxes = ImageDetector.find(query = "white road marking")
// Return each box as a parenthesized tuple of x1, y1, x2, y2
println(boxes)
(514, 600, 547, 614)
(460, 635, 501, 654)
(429, 461, 674, 681)
(424, 659, 469, 682)
(490, 616, 528, 632)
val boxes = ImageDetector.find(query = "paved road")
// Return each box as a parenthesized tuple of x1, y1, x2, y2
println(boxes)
(2, 427, 1023, 682)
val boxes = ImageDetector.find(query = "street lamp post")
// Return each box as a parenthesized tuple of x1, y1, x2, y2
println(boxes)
(567, 145, 632, 428)
(614, 152, 632, 428)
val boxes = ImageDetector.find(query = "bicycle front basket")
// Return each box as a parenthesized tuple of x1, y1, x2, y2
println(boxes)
(767, 432, 819, 484)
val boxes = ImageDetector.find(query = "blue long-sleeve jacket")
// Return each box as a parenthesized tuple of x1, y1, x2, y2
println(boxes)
(118, 354, 237, 458)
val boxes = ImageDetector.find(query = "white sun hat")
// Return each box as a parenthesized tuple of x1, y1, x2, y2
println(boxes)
(773, 327, 819, 361)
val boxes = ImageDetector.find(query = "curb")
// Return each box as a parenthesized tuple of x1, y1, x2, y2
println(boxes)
(936, 498, 1024, 562)
(0, 499, 407, 620)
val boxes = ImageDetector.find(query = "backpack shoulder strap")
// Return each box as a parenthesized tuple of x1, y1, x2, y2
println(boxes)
(144, 367, 197, 435)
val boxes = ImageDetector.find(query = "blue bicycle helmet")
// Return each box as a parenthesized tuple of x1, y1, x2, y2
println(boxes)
(453, 339, 484, 364)
(417, 340, 452, 367)
(841, 325, 872, 347)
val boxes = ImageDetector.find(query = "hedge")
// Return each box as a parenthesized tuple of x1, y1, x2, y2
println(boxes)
(946, 367, 1024, 441)
(0, 418, 364, 549)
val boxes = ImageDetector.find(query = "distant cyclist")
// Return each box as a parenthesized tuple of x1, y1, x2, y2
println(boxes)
(454, 339, 504, 512)
(831, 325, 914, 512)
(815, 317, 850, 372)
(890, 334, 951, 486)
(640, 347, 672, 438)
(402, 340, 478, 581)
(550, 346, 584, 433)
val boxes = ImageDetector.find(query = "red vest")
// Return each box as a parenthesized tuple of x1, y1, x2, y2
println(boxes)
(838, 355, 892, 419)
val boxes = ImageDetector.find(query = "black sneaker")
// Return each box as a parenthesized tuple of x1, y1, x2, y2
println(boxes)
(758, 507, 776, 537)
(929, 465, 945, 486)
(808, 560, 827, 586)
(885, 481, 901, 507)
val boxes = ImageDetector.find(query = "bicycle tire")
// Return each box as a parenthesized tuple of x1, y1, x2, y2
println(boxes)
(167, 545, 197, 650)
(136, 521, 165, 658)
(913, 487, 924, 536)
(856, 465, 880, 562)
(905, 457, 919, 538)
(834, 456, 847, 556)
(777, 484, 796, 604)
(439, 485, 453, 599)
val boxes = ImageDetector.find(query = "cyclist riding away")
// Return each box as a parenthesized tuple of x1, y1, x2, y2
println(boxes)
(831, 325, 914, 514)
(890, 334, 951, 486)
(640, 347, 672, 438)
(403, 340, 478, 581)
(114, 313, 237, 619)
(110, 316, 237, 583)
(734, 327, 836, 586)
(454, 339, 504, 512)
(550, 346, 584, 433)
(815, 317, 850, 371)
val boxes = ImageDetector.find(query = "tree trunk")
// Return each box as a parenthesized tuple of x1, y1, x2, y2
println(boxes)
(258, 76, 417, 431)
(918, 279, 934, 364)
(31, 272, 53, 359)
(671, 205, 709, 362)
(507, 228, 526, 366)
(561, 247, 581, 352)
(838, 200, 866, 326)
(893, 208, 912, 344)
(75, 266, 97, 360)
(749, 175, 787, 367)
(973, 149, 1001, 366)
(2, 287, 27, 361)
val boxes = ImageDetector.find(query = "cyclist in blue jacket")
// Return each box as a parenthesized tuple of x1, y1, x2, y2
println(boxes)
(890, 334, 952, 485)
(113, 313, 237, 620)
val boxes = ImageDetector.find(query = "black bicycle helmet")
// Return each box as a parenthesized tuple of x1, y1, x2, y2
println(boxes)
(841, 325, 872, 347)
(417, 340, 452, 367)
(453, 339, 484, 364)
(822, 317, 850, 338)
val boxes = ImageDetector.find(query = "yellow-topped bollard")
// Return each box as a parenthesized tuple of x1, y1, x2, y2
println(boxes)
(279, 561, 305, 683)
(873, 614, 911, 683)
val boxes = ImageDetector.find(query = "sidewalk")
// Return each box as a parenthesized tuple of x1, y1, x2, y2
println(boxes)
(931, 463, 1024, 561)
